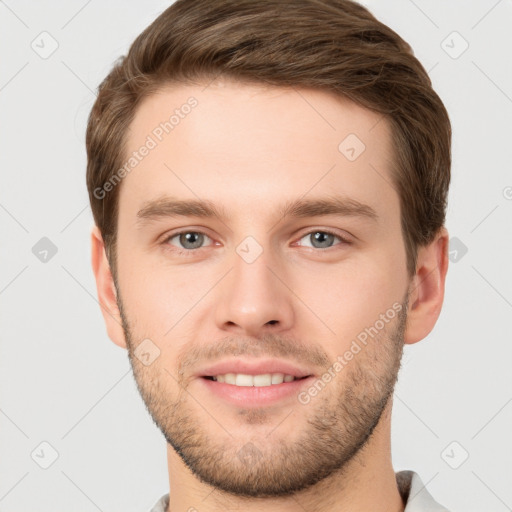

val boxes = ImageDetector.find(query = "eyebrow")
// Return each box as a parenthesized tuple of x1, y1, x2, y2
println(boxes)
(136, 195, 378, 226)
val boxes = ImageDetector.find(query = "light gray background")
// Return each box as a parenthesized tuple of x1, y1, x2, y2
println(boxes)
(1, 1, 511, 511)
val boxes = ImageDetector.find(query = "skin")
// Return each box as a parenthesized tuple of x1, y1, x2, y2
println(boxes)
(91, 78, 449, 512)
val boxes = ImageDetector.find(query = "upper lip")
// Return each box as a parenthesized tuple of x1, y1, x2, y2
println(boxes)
(195, 358, 315, 378)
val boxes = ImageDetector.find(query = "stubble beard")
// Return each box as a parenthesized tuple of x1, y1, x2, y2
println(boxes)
(118, 294, 408, 498)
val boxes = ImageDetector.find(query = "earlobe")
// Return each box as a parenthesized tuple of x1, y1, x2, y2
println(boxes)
(404, 227, 449, 345)
(90, 225, 127, 349)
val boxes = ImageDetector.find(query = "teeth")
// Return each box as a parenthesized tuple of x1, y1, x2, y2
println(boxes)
(211, 373, 299, 386)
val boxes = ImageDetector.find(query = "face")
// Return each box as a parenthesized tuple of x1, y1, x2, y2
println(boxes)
(109, 79, 413, 497)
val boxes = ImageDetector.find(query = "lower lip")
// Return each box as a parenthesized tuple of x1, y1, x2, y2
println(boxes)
(198, 376, 314, 407)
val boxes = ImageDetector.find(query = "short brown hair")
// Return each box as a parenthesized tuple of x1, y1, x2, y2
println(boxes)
(86, 0, 451, 278)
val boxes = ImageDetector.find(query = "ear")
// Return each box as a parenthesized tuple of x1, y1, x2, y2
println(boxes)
(90, 225, 127, 349)
(404, 226, 449, 345)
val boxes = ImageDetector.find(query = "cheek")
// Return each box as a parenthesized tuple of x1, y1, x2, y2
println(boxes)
(116, 248, 215, 337)
(291, 251, 406, 345)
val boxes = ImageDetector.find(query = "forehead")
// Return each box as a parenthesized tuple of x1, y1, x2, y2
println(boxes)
(119, 78, 398, 225)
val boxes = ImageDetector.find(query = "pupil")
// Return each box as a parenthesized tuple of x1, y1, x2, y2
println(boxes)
(178, 232, 334, 250)
(180, 232, 203, 249)
(312, 231, 333, 248)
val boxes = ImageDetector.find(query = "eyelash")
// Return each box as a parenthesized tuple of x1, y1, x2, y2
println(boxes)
(161, 229, 351, 256)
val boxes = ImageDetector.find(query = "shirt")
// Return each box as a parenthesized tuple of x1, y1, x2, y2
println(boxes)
(148, 470, 450, 511)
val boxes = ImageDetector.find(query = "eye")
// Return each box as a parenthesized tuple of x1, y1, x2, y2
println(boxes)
(165, 231, 213, 251)
(297, 230, 350, 249)
(161, 228, 350, 255)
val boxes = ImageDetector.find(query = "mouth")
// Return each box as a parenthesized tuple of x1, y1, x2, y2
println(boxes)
(202, 373, 312, 387)
(194, 358, 316, 406)
(199, 371, 315, 407)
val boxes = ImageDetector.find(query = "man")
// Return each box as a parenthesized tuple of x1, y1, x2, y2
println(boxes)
(87, 0, 451, 510)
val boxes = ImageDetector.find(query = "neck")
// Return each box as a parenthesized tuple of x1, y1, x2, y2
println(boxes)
(165, 398, 404, 512)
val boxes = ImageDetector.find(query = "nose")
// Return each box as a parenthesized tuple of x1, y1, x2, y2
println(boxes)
(213, 245, 294, 337)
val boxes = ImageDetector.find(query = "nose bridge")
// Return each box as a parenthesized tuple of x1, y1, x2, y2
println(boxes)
(214, 235, 294, 334)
